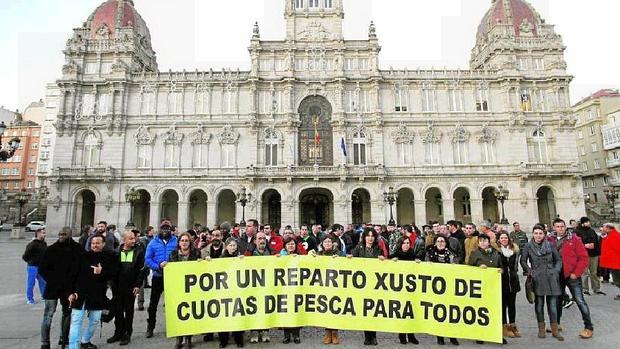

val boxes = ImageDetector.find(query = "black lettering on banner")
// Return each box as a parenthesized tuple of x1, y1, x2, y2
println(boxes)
(455, 279, 482, 298)
(207, 299, 221, 317)
(340, 269, 352, 287)
(434, 303, 447, 322)
(317, 295, 328, 313)
(477, 307, 490, 326)
(237, 269, 266, 288)
(299, 268, 311, 283)
(311, 269, 324, 286)
(462, 306, 476, 325)
(362, 299, 414, 319)
(325, 269, 338, 287)
(294, 294, 303, 312)
(363, 298, 373, 316)
(405, 274, 417, 292)
(265, 295, 276, 314)
(352, 271, 366, 288)
(288, 268, 298, 286)
(374, 272, 388, 290)
(246, 296, 258, 315)
(449, 304, 461, 323)
(455, 279, 468, 297)
(274, 268, 285, 286)
(470, 280, 483, 299)
(432, 277, 446, 295)
(177, 302, 190, 321)
(420, 301, 433, 319)
(193, 299, 206, 319)
(343, 297, 356, 316)
(232, 298, 246, 316)
(185, 275, 197, 293)
(418, 274, 432, 293)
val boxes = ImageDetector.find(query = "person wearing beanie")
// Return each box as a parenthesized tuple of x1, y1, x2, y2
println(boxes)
(575, 217, 604, 296)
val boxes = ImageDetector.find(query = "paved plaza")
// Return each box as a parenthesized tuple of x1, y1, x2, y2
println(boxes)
(1, 231, 619, 349)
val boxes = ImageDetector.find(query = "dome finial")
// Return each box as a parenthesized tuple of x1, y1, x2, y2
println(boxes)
(252, 21, 260, 39)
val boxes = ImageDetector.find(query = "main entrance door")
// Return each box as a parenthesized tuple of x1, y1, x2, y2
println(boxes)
(299, 188, 333, 227)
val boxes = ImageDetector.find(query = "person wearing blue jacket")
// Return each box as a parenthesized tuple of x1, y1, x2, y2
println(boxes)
(144, 222, 178, 338)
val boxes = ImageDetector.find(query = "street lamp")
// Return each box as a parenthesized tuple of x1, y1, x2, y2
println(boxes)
(383, 186, 397, 226)
(494, 185, 510, 225)
(125, 188, 141, 228)
(237, 187, 252, 227)
(0, 121, 21, 162)
(604, 187, 619, 222)
(14, 189, 30, 226)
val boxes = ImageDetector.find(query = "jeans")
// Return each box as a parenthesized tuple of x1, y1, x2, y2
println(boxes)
(535, 295, 558, 323)
(68, 305, 102, 349)
(502, 291, 517, 324)
(557, 276, 594, 329)
(41, 298, 71, 346)
(26, 266, 46, 303)
(147, 276, 164, 330)
(582, 256, 601, 293)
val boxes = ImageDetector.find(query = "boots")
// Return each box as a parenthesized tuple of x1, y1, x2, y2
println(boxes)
(399, 334, 407, 344)
(551, 323, 564, 341)
(185, 336, 193, 348)
(323, 330, 333, 344)
(510, 324, 521, 338)
(331, 330, 340, 345)
(538, 323, 546, 339)
(503, 324, 516, 338)
(175, 337, 184, 349)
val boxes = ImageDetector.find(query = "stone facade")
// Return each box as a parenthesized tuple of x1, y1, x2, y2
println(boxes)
(45, 0, 584, 234)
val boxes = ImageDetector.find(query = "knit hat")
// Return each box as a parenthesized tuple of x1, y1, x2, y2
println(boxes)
(580, 217, 590, 225)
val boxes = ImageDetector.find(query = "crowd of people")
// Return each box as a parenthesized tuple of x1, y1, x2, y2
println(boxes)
(20, 216, 620, 349)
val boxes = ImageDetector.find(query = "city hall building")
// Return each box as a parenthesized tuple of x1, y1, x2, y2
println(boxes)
(44, 0, 585, 233)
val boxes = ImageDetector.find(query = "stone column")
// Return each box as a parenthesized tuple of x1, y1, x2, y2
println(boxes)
(414, 200, 427, 226)
(334, 200, 349, 225)
(443, 199, 456, 222)
(178, 201, 189, 230)
(281, 201, 296, 229)
(149, 201, 160, 229)
(470, 199, 483, 225)
(206, 201, 217, 227)
(371, 200, 386, 224)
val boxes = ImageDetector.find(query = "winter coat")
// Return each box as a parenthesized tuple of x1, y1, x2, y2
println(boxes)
(499, 244, 521, 294)
(464, 235, 479, 265)
(389, 248, 417, 261)
(555, 233, 589, 278)
(71, 250, 117, 310)
(445, 235, 464, 264)
(468, 247, 502, 268)
(575, 226, 601, 257)
(85, 232, 119, 253)
(238, 234, 256, 255)
(509, 230, 529, 250)
(267, 234, 284, 254)
(352, 244, 382, 258)
(300, 235, 318, 253)
(22, 239, 47, 267)
(520, 240, 563, 296)
(600, 228, 620, 270)
(113, 246, 145, 291)
(169, 247, 201, 262)
(200, 243, 224, 259)
(424, 246, 456, 264)
(145, 235, 178, 277)
(245, 245, 273, 257)
(38, 238, 84, 300)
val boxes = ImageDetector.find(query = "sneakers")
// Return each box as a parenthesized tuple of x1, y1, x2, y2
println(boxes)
(595, 291, 607, 295)
(27, 300, 36, 305)
(249, 333, 259, 344)
(261, 333, 270, 343)
(584, 291, 591, 296)
(80, 343, 98, 349)
(562, 300, 574, 309)
(580, 329, 593, 339)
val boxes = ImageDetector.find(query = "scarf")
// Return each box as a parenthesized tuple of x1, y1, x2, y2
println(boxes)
(500, 245, 514, 258)
(530, 239, 552, 257)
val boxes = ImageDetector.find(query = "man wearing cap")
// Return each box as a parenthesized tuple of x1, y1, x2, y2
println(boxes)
(600, 223, 620, 300)
(22, 228, 47, 304)
(144, 220, 178, 338)
(576, 217, 605, 295)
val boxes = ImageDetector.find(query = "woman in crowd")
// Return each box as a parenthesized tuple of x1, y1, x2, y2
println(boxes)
(217, 238, 245, 348)
(314, 235, 344, 345)
(497, 231, 522, 339)
(468, 234, 505, 345)
(425, 235, 459, 346)
(168, 232, 201, 349)
(278, 236, 307, 344)
(520, 225, 564, 341)
(389, 236, 419, 345)
(350, 228, 385, 346)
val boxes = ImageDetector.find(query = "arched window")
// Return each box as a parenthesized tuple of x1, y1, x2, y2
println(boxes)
(265, 129, 279, 167)
(353, 131, 367, 166)
(533, 130, 548, 163)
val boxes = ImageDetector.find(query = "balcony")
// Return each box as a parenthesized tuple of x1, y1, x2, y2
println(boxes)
(607, 158, 620, 168)
(602, 125, 620, 150)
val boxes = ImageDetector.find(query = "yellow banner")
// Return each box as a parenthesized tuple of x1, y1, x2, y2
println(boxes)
(164, 255, 502, 343)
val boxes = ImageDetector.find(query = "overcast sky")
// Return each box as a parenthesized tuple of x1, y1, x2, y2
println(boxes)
(1, 0, 619, 112)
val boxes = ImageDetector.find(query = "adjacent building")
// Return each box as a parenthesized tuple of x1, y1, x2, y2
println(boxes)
(45, 0, 584, 234)
(0, 118, 41, 192)
(574, 89, 620, 221)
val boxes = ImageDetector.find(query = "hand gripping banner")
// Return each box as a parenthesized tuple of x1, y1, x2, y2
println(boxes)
(164, 255, 502, 343)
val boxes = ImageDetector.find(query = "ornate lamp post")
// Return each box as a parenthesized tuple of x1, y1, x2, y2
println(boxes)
(237, 187, 252, 227)
(15, 189, 30, 226)
(383, 186, 397, 226)
(125, 188, 141, 228)
(0, 121, 21, 162)
(604, 187, 619, 222)
(494, 185, 510, 225)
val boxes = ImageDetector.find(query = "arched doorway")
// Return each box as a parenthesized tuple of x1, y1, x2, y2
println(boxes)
(298, 96, 333, 166)
(425, 188, 443, 224)
(299, 188, 333, 227)
(482, 187, 499, 223)
(397, 188, 415, 225)
(217, 189, 237, 224)
(134, 190, 151, 232)
(76, 190, 96, 229)
(261, 190, 282, 229)
(160, 190, 179, 225)
(453, 187, 471, 223)
(351, 188, 371, 225)
(189, 190, 208, 227)
(537, 186, 557, 226)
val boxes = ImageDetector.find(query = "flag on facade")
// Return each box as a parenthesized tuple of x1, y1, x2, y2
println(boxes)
(314, 128, 321, 146)
(521, 92, 532, 111)
(340, 137, 348, 157)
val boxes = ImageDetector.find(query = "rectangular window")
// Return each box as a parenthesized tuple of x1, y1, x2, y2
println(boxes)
(27, 181, 33, 189)
(578, 131, 583, 139)
(323, 0, 333, 8)
(422, 89, 435, 112)
(448, 89, 464, 112)
(394, 88, 408, 112)
(604, 176, 609, 186)
(582, 162, 588, 171)
(519, 58, 529, 70)
(347, 91, 357, 113)
(222, 145, 234, 168)
(398, 143, 410, 165)
(32, 131, 39, 137)
(594, 159, 601, 169)
(590, 125, 596, 135)
(580, 145, 586, 156)
(308, 0, 319, 8)
(345, 58, 358, 70)
(138, 146, 150, 168)
(295, 0, 304, 9)
(13, 155, 21, 163)
(533, 58, 545, 70)
(14, 182, 19, 189)
(85, 62, 98, 74)
(538, 90, 547, 112)
(453, 142, 467, 165)
(476, 88, 489, 112)
(30, 155, 36, 163)
(481, 142, 495, 164)
(592, 142, 598, 152)
(31, 143, 38, 150)
(593, 193, 598, 202)
(12, 168, 19, 175)
(360, 90, 371, 113)
(40, 151, 49, 160)
(353, 143, 366, 166)
(39, 164, 48, 173)
(265, 143, 278, 167)
(101, 62, 112, 74)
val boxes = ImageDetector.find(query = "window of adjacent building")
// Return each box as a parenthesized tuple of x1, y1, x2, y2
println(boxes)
(13, 182, 19, 189)
(614, 151, 619, 160)
(39, 164, 48, 173)
(13, 155, 21, 162)
(265, 130, 279, 167)
(353, 131, 367, 166)
(1, 169, 7, 175)
(421, 89, 436, 112)
(27, 181, 33, 189)
(604, 176, 610, 186)
(520, 90, 532, 112)
(582, 162, 588, 171)
(40, 151, 49, 160)
(591, 142, 598, 152)
(532, 130, 548, 163)
(590, 179, 595, 188)
(31, 143, 38, 150)
(30, 155, 36, 163)
(593, 193, 598, 202)
(475, 88, 489, 112)
(448, 89, 464, 112)
(580, 145, 586, 156)
(590, 125, 596, 135)
(18, 143, 23, 150)
(3, 182, 8, 189)
(11, 168, 19, 175)
(583, 180, 589, 188)
(32, 131, 39, 137)
(394, 88, 408, 112)
(43, 126, 53, 134)
(594, 159, 601, 169)
(578, 131, 584, 139)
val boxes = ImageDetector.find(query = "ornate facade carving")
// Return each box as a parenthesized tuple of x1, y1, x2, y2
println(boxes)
(391, 123, 415, 144)
(450, 124, 470, 144)
(421, 122, 442, 144)
(135, 125, 155, 145)
(161, 123, 184, 145)
(217, 124, 239, 145)
(477, 124, 497, 144)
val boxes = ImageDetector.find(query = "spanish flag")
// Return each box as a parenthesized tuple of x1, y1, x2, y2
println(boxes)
(314, 128, 321, 146)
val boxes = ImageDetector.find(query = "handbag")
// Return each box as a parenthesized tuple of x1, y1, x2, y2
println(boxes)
(525, 275, 535, 304)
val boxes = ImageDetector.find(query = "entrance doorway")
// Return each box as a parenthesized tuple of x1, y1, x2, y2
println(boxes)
(299, 188, 333, 227)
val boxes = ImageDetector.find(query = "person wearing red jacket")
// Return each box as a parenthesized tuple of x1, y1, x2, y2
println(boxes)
(262, 224, 283, 254)
(600, 223, 620, 301)
(552, 218, 594, 339)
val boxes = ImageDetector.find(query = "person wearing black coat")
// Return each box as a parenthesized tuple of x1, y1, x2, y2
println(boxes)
(38, 227, 84, 349)
(575, 217, 604, 295)
(215, 238, 246, 348)
(389, 236, 420, 345)
(22, 228, 47, 304)
(67, 235, 117, 349)
(107, 231, 146, 346)
(497, 232, 522, 339)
